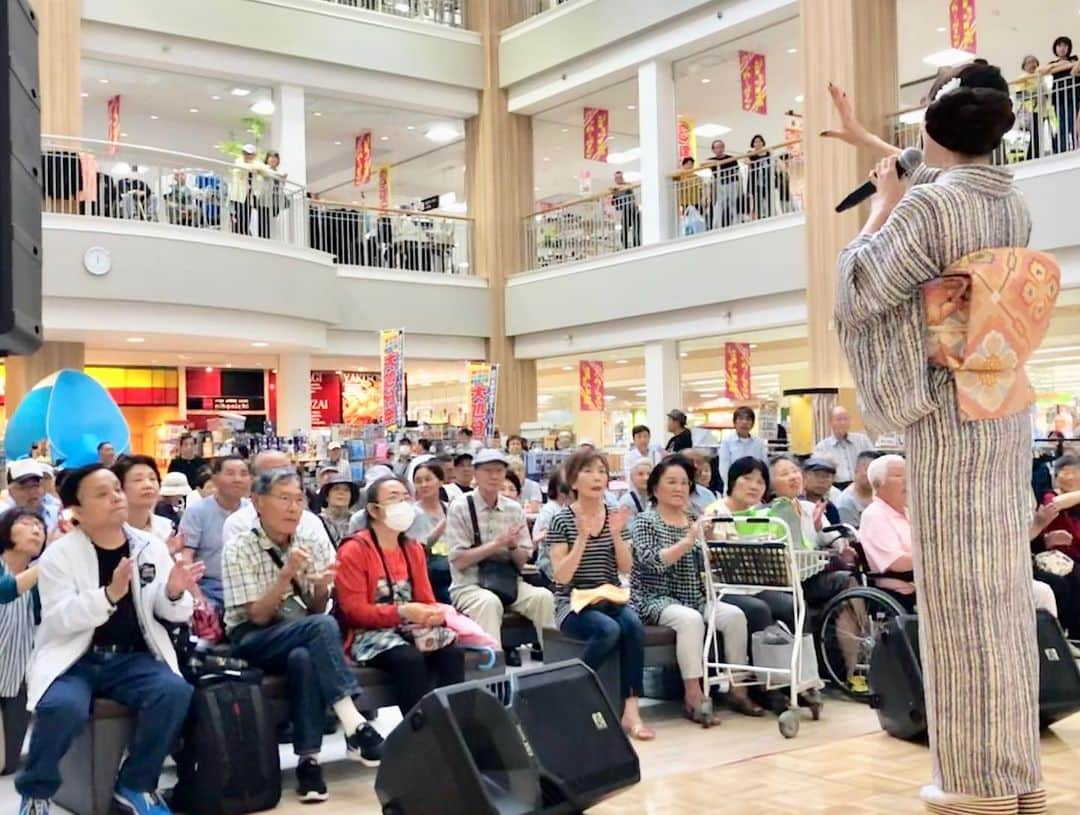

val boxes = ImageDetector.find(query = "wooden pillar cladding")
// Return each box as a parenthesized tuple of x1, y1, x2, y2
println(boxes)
(32, 0, 81, 136)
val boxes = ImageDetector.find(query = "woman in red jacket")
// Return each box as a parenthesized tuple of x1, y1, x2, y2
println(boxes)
(336, 475, 465, 714)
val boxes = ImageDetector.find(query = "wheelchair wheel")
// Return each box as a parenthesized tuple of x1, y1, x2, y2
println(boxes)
(818, 587, 906, 703)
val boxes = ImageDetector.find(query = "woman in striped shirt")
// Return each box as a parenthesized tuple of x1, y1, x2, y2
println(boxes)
(548, 449, 653, 741)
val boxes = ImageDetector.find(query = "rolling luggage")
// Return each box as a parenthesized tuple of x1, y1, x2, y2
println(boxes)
(1036, 609, 1080, 726)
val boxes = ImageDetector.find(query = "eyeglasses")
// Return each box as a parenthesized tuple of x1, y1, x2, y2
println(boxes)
(266, 493, 306, 508)
(376, 495, 410, 507)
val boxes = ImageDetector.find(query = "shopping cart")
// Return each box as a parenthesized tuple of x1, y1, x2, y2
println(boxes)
(699, 515, 830, 738)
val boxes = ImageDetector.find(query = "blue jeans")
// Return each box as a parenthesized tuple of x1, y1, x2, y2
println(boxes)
(560, 603, 645, 699)
(231, 615, 361, 754)
(16, 651, 193, 800)
(199, 576, 224, 608)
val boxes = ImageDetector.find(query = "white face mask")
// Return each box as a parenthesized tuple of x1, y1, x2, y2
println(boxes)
(382, 501, 416, 532)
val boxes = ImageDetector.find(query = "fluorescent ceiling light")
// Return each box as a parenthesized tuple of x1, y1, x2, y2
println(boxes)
(210, 95, 221, 101)
(561, 365, 573, 371)
(700, 78, 711, 84)
(923, 48, 974, 67)
(621, 171, 642, 182)
(189, 108, 199, 113)
(394, 1, 410, 10)
(251, 341, 269, 348)
(80, 92, 88, 98)
(119, 132, 128, 138)
(98, 79, 109, 84)
(406, 125, 414, 130)
(693, 123, 731, 138)
(250, 99, 275, 115)
(126, 337, 145, 344)
(313, 111, 322, 117)
(607, 147, 640, 165)
(787, 48, 798, 54)
(425, 123, 459, 143)
(699, 393, 719, 398)
(334, 140, 342, 145)
(231, 87, 252, 97)
(205, 367, 214, 373)
(795, 94, 805, 103)
(627, 104, 637, 110)
(112, 162, 132, 174)
(680, 352, 688, 358)
(380, 135, 389, 141)
(616, 359, 629, 364)
(899, 108, 926, 125)
(149, 114, 158, 120)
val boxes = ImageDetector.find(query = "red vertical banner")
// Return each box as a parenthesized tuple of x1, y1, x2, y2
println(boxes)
(583, 107, 609, 162)
(380, 329, 405, 429)
(377, 165, 392, 209)
(676, 116, 696, 162)
(468, 362, 492, 439)
(106, 95, 121, 155)
(949, 0, 976, 53)
(354, 132, 372, 186)
(579, 361, 605, 412)
(739, 51, 767, 115)
(724, 343, 752, 401)
(309, 371, 343, 427)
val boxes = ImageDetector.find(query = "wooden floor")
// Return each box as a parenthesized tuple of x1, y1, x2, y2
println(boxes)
(4, 695, 1080, 814)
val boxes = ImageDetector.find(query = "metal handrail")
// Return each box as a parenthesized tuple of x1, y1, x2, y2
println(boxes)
(311, 197, 474, 222)
(884, 65, 1080, 118)
(525, 182, 642, 218)
(505, 0, 580, 27)
(311, 0, 465, 28)
(669, 139, 803, 180)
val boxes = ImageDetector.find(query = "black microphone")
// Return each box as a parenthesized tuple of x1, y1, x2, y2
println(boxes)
(834, 147, 923, 213)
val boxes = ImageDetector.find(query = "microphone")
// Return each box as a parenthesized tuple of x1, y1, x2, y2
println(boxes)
(834, 147, 923, 213)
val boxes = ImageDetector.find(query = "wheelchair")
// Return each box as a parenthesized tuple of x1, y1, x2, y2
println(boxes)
(815, 524, 913, 703)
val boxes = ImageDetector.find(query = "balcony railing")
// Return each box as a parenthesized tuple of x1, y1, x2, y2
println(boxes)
(888, 72, 1080, 164)
(522, 184, 641, 272)
(506, 0, 579, 27)
(314, 0, 465, 27)
(309, 199, 473, 275)
(41, 136, 308, 246)
(670, 141, 805, 238)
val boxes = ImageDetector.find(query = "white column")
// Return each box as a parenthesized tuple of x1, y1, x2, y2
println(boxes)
(276, 352, 311, 435)
(637, 59, 677, 245)
(272, 84, 306, 186)
(645, 340, 681, 445)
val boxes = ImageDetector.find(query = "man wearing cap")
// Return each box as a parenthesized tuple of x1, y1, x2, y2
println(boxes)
(445, 449, 554, 663)
(229, 144, 268, 237)
(801, 457, 843, 528)
(2, 460, 60, 535)
(323, 442, 350, 479)
(179, 455, 252, 608)
(812, 406, 873, 490)
(665, 409, 693, 453)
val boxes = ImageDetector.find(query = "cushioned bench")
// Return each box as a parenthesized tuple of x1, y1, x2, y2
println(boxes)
(54, 650, 506, 815)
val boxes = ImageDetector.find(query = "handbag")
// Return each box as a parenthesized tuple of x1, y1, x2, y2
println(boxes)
(1035, 549, 1075, 577)
(467, 495, 520, 606)
(191, 600, 224, 644)
(372, 537, 455, 652)
(263, 546, 311, 624)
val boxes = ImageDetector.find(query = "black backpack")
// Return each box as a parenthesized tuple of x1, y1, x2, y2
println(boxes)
(174, 675, 281, 815)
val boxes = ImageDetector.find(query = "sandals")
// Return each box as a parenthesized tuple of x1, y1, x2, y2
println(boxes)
(727, 693, 767, 718)
(622, 722, 656, 741)
(682, 705, 723, 726)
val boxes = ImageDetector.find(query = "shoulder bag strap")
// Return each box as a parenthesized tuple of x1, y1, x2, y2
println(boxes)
(466, 495, 483, 549)
(262, 543, 307, 601)
(631, 492, 643, 513)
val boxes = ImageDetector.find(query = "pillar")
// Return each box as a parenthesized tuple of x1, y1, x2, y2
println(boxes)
(465, 0, 537, 434)
(276, 353, 311, 435)
(799, 0, 898, 436)
(5, 342, 84, 414)
(272, 84, 306, 187)
(644, 340, 681, 446)
(637, 59, 678, 245)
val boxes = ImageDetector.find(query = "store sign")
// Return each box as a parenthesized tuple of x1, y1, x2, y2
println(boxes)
(342, 372, 381, 426)
(380, 328, 405, 429)
(724, 343, 752, 401)
(949, 0, 976, 53)
(310, 371, 343, 427)
(468, 361, 492, 439)
(739, 51, 767, 115)
(420, 194, 440, 212)
(354, 132, 372, 186)
(583, 107, 609, 162)
(485, 363, 499, 440)
(579, 361, 605, 412)
(206, 397, 264, 412)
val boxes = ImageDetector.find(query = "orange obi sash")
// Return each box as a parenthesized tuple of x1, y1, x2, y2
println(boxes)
(922, 248, 1059, 421)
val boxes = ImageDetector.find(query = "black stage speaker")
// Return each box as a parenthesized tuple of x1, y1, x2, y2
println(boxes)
(375, 660, 640, 815)
(0, 0, 41, 356)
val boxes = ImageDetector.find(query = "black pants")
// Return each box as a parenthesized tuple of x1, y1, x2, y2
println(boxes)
(256, 205, 272, 239)
(1, 684, 29, 775)
(232, 201, 252, 236)
(723, 591, 792, 633)
(1035, 569, 1080, 637)
(368, 644, 465, 714)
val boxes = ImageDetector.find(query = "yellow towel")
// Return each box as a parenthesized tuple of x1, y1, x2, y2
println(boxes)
(570, 584, 630, 614)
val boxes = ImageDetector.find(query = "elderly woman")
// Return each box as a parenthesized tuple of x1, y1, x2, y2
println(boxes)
(319, 477, 359, 548)
(336, 475, 464, 715)
(618, 460, 652, 517)
(508, 457, 542, 511)
(630, 455, 766, 723)
(0, 509, 45, 775)
(112, 455, 175, 544)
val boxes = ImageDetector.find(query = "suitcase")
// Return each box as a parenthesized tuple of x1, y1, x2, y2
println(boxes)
(174, 677, 282, 815)
(868, 611, 1080, 741)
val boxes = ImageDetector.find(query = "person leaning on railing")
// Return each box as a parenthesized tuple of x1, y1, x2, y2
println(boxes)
(676, 156, 707, 235)
(1048, 36, 1080, 154)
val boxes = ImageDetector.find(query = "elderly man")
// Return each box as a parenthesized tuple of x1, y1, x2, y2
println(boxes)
(801, 457, 842, 523)
(813, 406, 873, 490)
(222, 468, 383, 803)
(2, 459, 60, 535)
(836, 450, 882, 528)
(323, 442, 350, 479)
(855, 455, 916, 611)
(446, 449, 554, 666)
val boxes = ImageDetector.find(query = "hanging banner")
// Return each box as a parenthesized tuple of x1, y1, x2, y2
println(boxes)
(341, 372, 381, 426)
(484, 363, 500, 443)
(783, 112, 804, 158)
(106, 95, 121, 155)
(579, 360, 605, 412)
(380, 328, 405, 429)
(468, 361, 492, 439)
(353, 132, 372, 186)
(724, 343, 752, 401)
(310, 371, 343, 427)
(676, 116, 696, 162)
(377, 164, 392, 209)
(739, 51, 767, 115)
(583, 107, 609, 162)
(949, 0, 976, 53)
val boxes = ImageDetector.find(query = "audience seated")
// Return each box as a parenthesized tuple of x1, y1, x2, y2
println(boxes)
(533, 470, 571, 587)
(835, 450, 882, 528)
(618, 460, 652, 518)
(319, 477, 358, 548)
(221, 467, 383, 804)
(548, 450, 653, 741)
(508, 457, 543, 511)
(1, 460, 60, 537)
(406, 461, 451, 604)
(16, 465, 199, 815)
(111, 456, 174, 545)
(446, 449, 554, 666)
(630, 455, 766, 724)
(857, 455, 917, 612)
(335, 475, 465, 716)
(800, 457, 843, 520)
(685, 450, 718, 514)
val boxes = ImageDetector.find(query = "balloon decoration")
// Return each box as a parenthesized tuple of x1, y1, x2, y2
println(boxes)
(4, 370, 131, 467)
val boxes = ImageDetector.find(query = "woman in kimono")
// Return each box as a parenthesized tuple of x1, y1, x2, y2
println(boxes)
(824, 64, 1048, 814)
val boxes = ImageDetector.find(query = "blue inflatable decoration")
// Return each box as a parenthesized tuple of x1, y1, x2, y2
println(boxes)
(4, 370, 131, 467)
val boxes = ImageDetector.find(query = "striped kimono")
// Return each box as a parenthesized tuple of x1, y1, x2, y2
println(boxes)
(836, 165, 1041, 801)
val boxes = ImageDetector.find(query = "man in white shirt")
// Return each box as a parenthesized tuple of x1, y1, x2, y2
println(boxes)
(456, 427, 483, 456)
(322, 442, 350, 479)
(717, 406, 769, 491)
(622, 424, 662, 481)
(813, 406, 873, 489)
(836, 450, 882, 528)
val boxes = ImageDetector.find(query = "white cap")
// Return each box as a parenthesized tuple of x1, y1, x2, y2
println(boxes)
(160, 472, 192, 497)
(7, 459, 45, 483)
(328, 441, 342, 451)
(474, 448, 510, 468)
(242, 143, 257, 154)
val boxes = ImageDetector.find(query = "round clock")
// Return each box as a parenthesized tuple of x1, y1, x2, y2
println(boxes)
(83, 246, 111, 277)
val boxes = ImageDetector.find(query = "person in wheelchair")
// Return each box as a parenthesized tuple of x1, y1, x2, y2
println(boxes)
(854, 455, 917, 613)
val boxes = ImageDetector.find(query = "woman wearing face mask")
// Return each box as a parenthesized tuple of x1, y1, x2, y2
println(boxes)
(336, 476, 465, 714)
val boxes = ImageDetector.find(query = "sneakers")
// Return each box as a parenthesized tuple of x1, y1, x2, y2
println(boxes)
(345, 722, 384, 767)
(18, 798, 51, 815)
(113, 786, 171, 815)
(848, 675, 870, 695)
(296, 756, 329, 804)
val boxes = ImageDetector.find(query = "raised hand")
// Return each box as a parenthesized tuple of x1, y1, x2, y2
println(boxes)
(609, 507, 632, 541)
(106, 556, 133, 604)
(166, 560, 205, 600)
(165, 529, 186, 558)
(309, 562, 338, 590)
(820, 83, 863, 145)
(282, 545, 310, 579)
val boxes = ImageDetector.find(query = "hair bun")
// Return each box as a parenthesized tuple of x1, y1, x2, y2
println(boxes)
(925, 62, 1015, 155)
